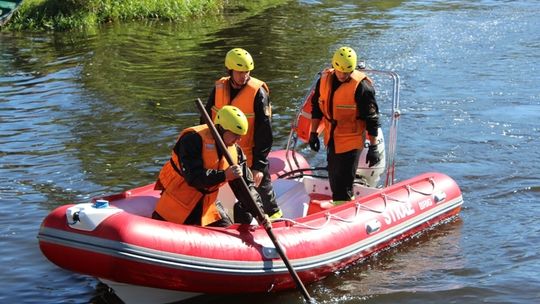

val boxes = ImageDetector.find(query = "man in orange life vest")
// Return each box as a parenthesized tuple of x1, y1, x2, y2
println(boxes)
(152, 106, 262, 227)
(202, 48, 282, 219)
(308, 46, 382, 205)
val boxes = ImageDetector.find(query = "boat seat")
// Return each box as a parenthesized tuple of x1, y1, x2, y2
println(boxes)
(273, 179, 310, 218)
(217, 179, 310, 220)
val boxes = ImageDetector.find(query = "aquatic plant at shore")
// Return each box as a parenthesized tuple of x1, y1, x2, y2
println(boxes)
(6, 0, 229, 31)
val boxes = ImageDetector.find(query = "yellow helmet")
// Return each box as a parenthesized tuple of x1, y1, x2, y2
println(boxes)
(332, 46, 357, 73)
(214, 105, 249, 136)
(225, 48, 254, 72)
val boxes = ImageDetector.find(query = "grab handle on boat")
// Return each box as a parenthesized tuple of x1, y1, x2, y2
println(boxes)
(196, 98, 314, 303)
(68, 211, 80, 225)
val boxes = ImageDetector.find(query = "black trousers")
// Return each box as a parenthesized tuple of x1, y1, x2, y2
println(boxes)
(327, 143, 360, 202)
(255, 166, 280, 215)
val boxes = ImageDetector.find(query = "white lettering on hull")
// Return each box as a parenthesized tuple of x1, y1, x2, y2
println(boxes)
(383, 201, 416, 225)
(418, 198, 433, 210)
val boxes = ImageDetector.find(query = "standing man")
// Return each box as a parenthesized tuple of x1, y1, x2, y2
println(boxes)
(308, 46, 382, 205)
(153, 106, 262, 226)
(203, 48, 282, 219)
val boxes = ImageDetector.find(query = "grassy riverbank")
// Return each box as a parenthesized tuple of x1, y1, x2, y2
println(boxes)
(5, 0, 262, 31)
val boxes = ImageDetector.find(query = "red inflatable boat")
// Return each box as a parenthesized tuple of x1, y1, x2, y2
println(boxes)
(38, 70, 463, 303)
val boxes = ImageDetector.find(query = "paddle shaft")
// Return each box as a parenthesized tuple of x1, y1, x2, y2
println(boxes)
(196, 98, 313, 303)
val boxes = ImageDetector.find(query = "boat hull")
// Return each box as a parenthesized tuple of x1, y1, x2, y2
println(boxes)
(38, 171, 462, 296)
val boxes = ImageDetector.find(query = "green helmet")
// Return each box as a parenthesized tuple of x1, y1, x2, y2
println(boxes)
(225, 48, 254, 72)
(214, 105, 249, 136)
(332, 46, 357, 73)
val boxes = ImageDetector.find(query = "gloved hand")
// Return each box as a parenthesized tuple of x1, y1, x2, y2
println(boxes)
(309, 132, 320, 152)
(225, 165, 242, 181)
(366, 145, 381, 167)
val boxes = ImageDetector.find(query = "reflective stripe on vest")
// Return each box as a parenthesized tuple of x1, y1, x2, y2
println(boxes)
(318, 69, 367, 154)
(154, 125, 238, 226)
(212, 76, 268, 167)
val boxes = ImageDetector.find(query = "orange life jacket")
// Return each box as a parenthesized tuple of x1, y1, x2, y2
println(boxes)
(154, 125, 238, 226)
(318, 68, 367, 154)
(212, 76, 269, 167)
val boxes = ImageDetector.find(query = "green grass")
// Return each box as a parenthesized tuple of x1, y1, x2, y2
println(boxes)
(6, 0, 225, 31)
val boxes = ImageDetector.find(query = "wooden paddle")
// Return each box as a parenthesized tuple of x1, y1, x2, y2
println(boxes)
(196, 98, 314, 303)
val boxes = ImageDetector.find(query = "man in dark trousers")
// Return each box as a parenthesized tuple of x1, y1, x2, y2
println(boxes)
(309, 46, 382, 205)
(203, 48, 282, 219)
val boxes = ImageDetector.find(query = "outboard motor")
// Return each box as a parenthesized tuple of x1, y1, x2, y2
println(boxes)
(356, 127, 386, 187)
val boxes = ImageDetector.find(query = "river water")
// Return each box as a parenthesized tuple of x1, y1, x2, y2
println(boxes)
(1, 0, 539, 303)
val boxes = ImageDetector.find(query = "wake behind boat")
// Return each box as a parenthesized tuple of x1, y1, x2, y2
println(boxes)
(37, 69, 463, 304)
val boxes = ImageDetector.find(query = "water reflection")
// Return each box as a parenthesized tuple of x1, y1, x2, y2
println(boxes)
(306, 218, 464, 302)
(1, 0, 408, 195)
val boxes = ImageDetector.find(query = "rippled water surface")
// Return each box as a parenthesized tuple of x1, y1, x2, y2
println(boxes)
(1, 1, 539, 303)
